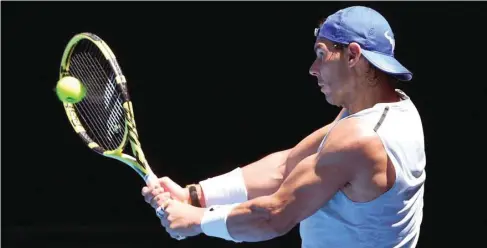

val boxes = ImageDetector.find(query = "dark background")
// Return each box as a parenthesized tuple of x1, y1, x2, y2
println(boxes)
(2, 1, 486, 248)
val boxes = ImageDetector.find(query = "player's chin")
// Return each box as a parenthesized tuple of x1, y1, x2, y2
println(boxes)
(320, 87, 331, 96)
(323, 93, 335, 105)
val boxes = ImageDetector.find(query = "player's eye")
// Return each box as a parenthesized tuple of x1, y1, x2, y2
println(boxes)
(316, 50, 325, 59)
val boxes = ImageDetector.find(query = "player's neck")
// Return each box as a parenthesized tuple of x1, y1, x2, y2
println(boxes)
(345, 84, 400, 115)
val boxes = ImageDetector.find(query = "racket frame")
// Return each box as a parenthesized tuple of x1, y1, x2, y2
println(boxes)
(59, 32, 157, 185)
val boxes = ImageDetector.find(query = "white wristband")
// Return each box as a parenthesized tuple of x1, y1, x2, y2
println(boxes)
(199, 168, 248, 206)
(200, 203, 241, 242)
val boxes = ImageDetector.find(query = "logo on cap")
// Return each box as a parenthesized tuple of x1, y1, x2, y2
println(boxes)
(384, 30, 395, 53)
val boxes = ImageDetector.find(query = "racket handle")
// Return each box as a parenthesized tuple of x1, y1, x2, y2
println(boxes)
(145, 172, 160, 188)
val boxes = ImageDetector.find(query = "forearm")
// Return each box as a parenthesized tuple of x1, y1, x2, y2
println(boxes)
(201, 194, 291, 242)
(241, 149, 292, 199)
(194, 149, 292, 207)
(225, 195, 290, 242)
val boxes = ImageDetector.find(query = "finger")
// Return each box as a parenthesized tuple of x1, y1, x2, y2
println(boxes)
(165, 227, 177, 238)
(151, 187, 166, 197)
(176, 235, 186, 241)
(173, 234, 186, 241)
(144, 190, 154, 204)
(141, 186, 151, 197)
(142, 187, 164, 203)
(143, 187, 154, 204)
(151, 192, 171, 209)
(160, 198, 171, 211)
(145, 186, 165, 205)
(155, 206, 165, 218)
(159, 177, 187, 200)
(142, 187, 153, 203)
(159, 215, 170, 227)
(143, 186, 161, 203)
(166, 228, 185, 240)
(155, 198, 171, 214)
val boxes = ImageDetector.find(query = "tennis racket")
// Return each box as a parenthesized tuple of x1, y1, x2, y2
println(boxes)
(58, 32, 160, 188)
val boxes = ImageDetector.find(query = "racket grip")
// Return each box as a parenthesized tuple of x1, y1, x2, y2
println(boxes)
(145, 172, 160, 188)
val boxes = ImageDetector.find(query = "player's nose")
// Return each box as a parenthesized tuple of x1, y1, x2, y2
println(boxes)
(309, 61, 320, 76)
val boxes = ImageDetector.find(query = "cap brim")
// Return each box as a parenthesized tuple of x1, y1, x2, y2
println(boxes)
(361, 50, 412, 81)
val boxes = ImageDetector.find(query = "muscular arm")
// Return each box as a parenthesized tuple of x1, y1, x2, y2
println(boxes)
(195, 108, 348, 206)
(220, 118, 384, 242)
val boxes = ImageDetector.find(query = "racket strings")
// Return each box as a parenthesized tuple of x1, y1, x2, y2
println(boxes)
(72, 60, 125, 150)
(68, 40, 126, 151)
(71, 58, 122, 150)
(76, 47, 125, 149)
(70, 56, 115, 148)
(75, 52, 125, 132)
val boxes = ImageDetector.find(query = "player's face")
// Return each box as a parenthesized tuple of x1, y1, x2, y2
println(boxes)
(309, 39, 354, 107)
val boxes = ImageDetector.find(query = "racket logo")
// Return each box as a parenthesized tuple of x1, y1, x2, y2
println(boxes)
(84, 33, 102, 41)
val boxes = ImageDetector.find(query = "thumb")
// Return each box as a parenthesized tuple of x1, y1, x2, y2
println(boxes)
(159, 177, 188, 201)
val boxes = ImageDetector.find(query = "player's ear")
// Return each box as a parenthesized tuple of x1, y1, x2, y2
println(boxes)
(347, 42, 361, 68)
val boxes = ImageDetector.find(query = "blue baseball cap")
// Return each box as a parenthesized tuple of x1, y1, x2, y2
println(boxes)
(315, 6, 412, 81)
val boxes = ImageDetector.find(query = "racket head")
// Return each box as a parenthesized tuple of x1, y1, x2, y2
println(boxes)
(59, 32, 154, 182)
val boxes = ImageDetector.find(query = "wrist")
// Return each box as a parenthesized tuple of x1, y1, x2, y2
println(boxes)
(185, 184, 206, 207)
(194, 206, 205, 234)
(200, 203, 242, 242)
(199, 168, 248, 207)
(195, 184, 206, 207)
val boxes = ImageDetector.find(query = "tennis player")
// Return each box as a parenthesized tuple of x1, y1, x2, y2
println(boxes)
(142, 6, 425, 247)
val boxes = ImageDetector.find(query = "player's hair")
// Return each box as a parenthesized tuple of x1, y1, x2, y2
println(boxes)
(365, 63, 399, 88)
(332, 43, 398, 88)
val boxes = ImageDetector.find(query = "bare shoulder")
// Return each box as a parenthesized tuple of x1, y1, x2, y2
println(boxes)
(317, 117, 386, 172)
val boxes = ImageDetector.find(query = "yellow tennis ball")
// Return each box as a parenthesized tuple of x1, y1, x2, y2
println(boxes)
(56, 76, 86, 103)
